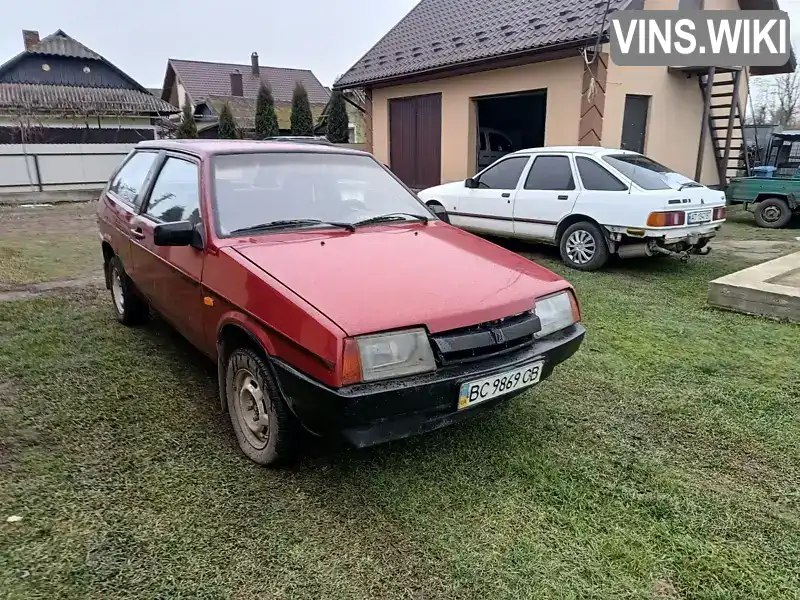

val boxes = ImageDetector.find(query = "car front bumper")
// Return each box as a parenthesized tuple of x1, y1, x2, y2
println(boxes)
(271, 324, 585, 448)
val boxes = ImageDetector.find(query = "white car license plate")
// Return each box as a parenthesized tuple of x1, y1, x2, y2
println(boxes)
(458, 361, 544, 409)
(688, 209, 713, 224)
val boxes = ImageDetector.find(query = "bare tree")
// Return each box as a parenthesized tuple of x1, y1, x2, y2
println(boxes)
(774, 70, 800, 126)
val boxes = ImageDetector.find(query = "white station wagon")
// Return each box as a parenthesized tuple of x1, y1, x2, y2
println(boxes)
(418, 147, 727, 271)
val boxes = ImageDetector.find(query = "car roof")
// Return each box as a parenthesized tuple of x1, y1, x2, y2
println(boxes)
(510, 146, 640, 157)
(134, 139, 367, 158)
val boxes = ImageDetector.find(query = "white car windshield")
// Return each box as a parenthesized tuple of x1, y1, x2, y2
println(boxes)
(602, 154, 702, 191)
(211, 152, 431, 236)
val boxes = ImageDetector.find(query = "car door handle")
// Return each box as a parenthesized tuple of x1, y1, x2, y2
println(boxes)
(557, 195, 569, 200)
(130, 227, 146, 240)
(501, 192, 511, 198)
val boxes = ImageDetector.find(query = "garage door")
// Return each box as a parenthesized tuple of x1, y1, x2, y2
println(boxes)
(389, 93, 441, 189)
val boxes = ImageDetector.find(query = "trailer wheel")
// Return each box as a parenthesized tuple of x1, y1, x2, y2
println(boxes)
(754, 197, 792, 228)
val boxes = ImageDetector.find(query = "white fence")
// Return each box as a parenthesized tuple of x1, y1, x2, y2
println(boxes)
(0, 144, 133, 192)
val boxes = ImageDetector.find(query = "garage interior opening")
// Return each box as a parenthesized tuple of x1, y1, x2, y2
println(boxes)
(475, 90, 547, 171)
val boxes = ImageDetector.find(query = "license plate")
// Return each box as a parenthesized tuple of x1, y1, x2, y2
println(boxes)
(688, 209, 712, 224)
(458, 362, 544, 409)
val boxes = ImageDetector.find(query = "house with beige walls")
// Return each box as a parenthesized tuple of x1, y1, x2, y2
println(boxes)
(334, 0, 794, 190)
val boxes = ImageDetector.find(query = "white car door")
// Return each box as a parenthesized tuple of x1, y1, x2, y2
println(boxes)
(571, 155, 631, 224)
(452, 155, 531, 236)
(513, 154, 580, 242)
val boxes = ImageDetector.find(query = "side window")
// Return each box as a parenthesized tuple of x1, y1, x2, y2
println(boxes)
(477, 156, 529, 190)
(524, 156, 575, 190)
(576, 157, 628, 191)
(109, 152, 157, 208)
(143, 157, 201, 225)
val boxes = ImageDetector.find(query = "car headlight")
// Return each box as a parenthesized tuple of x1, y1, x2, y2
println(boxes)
(343, 328, 436, 384)
(534, 291, 580, 339)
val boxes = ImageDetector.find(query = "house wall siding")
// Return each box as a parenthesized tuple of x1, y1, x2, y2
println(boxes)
(601, 0, 748, 185)
(372, 57, 585, 183)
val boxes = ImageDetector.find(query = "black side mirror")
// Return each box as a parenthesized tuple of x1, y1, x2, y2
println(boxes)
(465, 177, 479, 189)
(154, 221, 203, 250)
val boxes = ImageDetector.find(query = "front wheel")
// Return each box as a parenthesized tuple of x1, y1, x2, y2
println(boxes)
(559, 222, 610, 271)
(225, 348, 297, 466)
(754, 197, 792, 228)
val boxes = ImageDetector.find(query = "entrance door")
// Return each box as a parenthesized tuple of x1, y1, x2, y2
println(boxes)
(620, 94, 650, 154)
(389, 93, 441, 189)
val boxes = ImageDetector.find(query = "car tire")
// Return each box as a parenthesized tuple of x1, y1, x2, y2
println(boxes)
(108, 256, 148, 325)
(754, 197, 792, 228)
(559, 221, 609, 271)
(225, 347, 297, 466)
(426, 201, 450, 224)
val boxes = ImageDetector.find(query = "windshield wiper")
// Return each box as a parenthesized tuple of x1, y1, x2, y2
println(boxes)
(352, 213, 430, 228)
(678, 182, 703, 190)
(230, 219, 355, 235)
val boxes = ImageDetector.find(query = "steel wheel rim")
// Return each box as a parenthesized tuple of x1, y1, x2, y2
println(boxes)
(566, 230, 596, 265)
(233, 368, 270, 450)
(762, 205, 781, 223)
(111, 268, 125, 314)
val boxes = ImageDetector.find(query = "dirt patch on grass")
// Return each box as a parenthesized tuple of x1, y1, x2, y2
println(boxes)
(710, 239, 800, 262)
(0, 202, 98, 237)
(0, 203, 101, 286)
(0, 275, 105, 301)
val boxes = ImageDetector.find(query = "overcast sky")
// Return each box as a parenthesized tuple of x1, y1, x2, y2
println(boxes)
(0, 0, 420, 88)
(2, 0, 800, 90)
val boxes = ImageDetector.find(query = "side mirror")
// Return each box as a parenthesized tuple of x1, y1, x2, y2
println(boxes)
(465, 177, 479, 189)
(154, 221, 203, 250)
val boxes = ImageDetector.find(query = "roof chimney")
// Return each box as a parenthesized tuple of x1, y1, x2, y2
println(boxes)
(22, 30, 40, 51)
(251, 52, 259, 77)
(230, 69, 243, 96)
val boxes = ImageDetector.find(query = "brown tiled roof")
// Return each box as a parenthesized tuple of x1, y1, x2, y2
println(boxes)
(0, 83, 178, 115)
(203, 96, 326, 130)
(168, 59, 331, 105)
(336, 0, 634, 87)
(27, 29, 101, 59)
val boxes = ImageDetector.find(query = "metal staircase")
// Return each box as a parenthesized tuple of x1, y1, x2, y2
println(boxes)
(698, 67, 750, 185)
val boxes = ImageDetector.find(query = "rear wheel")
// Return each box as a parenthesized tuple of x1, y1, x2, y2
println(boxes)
(559, 221, 609, 271)
(108, 256, 148, 325)
(426, 201, 450, 224)
(754, 197, 792, 228)
(225, 348, 297, 466)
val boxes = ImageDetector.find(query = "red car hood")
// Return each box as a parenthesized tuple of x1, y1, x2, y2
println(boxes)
(232, 223, 571, 336)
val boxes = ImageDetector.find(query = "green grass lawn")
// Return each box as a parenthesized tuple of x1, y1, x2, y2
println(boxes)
(0, 234, 101, 287)
(1, 212, 799, 599)
(0, 203, 102, 287)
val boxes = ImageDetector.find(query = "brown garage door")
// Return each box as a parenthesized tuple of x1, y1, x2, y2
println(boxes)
(389, 93, 441, 189)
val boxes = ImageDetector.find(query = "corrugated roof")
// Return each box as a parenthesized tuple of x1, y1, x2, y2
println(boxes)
(168, 59, 331, 105)
(336, 0, 633, 87)
(203, 96, 325, 130)
(28, 29, 102, 60)
(0, 83, 179, 115)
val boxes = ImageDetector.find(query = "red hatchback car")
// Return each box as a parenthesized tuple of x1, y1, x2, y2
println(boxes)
(97, 140, 585, 465)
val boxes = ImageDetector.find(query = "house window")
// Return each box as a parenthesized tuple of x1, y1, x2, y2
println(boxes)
(620, 95, 651, 154)
(678, 0, 704, 8)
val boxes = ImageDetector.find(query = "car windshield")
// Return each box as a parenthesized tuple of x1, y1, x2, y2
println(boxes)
(602, 154, 700, 191)
(212, 152, 431, 236)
